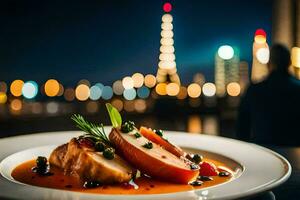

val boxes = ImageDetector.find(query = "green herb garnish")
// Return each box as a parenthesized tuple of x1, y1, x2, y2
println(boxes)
(71, 114, 111, 146)
(106, 103, 122, 128)
(134, 132, 141, 138)
(143, 142, 153, 149)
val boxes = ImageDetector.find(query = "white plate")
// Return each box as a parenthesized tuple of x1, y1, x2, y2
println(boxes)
(0, 130, 291, 200)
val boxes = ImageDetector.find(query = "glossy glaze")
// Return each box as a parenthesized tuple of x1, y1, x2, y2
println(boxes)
(12, 158, 232, 194)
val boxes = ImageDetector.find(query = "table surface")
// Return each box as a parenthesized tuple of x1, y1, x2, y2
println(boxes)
(267, 146, 300, 200)
(248, 146, 300, 200)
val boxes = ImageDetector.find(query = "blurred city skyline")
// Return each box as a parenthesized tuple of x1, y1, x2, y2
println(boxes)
(0, 0, 272, 85)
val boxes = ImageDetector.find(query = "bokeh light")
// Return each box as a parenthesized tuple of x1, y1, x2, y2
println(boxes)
(254, 29, 267, 44)
(166, 83, 180, 96)
(187, 83, 201, 98)
(31, 102, 43, 114)
(137, 86, 150, 99)
(95, 83, 104, 90)
(46, 102, 59, 114)
(155, 83, 167, 95)
(163, 2, 172, 12)
(10, 99, 22, 112)
(44, 79, 60, 97)
(160, 45, 175, 53)
(161, 23, 173, 31)
(113, 80, 124, 95)
(22, 81, 38, 99)
(159, 53, 175, 61)
(202, 83, 216, 97)
(64, 88, 75, 101)
(57, 84, 64, 96)
(226, 82, 241, 97)
(291, 47, 300, 68)
(218, 45, 234, 60)
(75, 84, 90, 101)
(10, 80, 24, 97)
(122, 76, 134, 89)
(78, 79, 91, 87)
(123, 88, 137, 100)
(160, 38, 174, 46)
(0, 82, 7, 93)
(89, 85, 102, 100)
(134, 99, 147, 113)
(86, 101, 99, 113)
(0, 92, 7, 104)
(177, 86, 188, 99)
(0, 81, 7, 93)
(144, 74, 157, 88)
(124, 100, 135, 112)
(132, 73, 144, 88)
(256, 47, 270, 64)
(162, 14, 173, 23)
(111, 99, 123, 112)
(101, 86, 113, 100)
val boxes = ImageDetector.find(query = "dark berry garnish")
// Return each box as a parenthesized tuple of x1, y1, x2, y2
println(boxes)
(190, 180, 203, 186)
(219, 171, 230, 177)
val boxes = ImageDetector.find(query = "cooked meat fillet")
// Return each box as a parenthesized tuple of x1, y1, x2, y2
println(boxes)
(109, 128, 199, 184)
(49, 138, 134, 184)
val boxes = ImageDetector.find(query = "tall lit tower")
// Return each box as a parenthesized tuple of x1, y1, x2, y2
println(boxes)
(215, 45, 239, 97)
(251, 29, 270, 83)
(156, 2, 180, 85)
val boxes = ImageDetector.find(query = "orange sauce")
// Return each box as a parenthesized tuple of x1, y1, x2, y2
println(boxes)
(12, 158, 232, 194)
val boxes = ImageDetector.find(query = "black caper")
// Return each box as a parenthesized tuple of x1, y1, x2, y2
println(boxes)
(36, 156, 47, 169)
(121, 121, 135, 133)
(143, 142, 153, 149)
(134, 132, 141, 138)
(128, 121, 135, 126)
(219, 171, 230, 177)
(83, 181, 102, 188)
(198, 176, 213, 181)
(103, 147, 115, 160)
(190, 180, 203, 186)
(155, 129, 163, 137)
(192, 154, 203, 164)
(95, 141, 105, 152)
(190, 163, 200, 170)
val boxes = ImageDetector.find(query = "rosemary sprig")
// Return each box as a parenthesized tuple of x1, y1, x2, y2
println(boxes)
(71, 114, 111, 146)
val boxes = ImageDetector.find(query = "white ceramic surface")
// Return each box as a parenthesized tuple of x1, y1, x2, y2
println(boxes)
(0, 130, 291, 200)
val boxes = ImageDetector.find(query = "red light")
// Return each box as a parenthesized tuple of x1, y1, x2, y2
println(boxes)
(163, 2, 172, 12)
(255, 29, 266, 37)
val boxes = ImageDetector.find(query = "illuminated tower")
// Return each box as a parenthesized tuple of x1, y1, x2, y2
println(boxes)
(251, 29, 270, 83)
(215, 45, 239, 97)
(156, 2, 180, 85)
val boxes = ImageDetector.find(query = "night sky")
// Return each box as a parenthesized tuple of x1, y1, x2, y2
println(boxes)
(0, 0, 272, 85)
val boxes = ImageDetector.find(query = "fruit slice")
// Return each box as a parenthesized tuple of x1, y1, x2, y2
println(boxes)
(109, 128, 199, 184)
(140, 126, 185, 158)
(199, 161, 218, 176)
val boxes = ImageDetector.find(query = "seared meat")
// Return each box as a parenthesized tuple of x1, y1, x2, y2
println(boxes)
(49, 138, 135, 184)
(109, 128, 199, 184)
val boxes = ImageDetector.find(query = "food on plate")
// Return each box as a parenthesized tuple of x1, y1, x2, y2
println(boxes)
(11, 103, 232, 194)
(49, 138, 134, 184)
